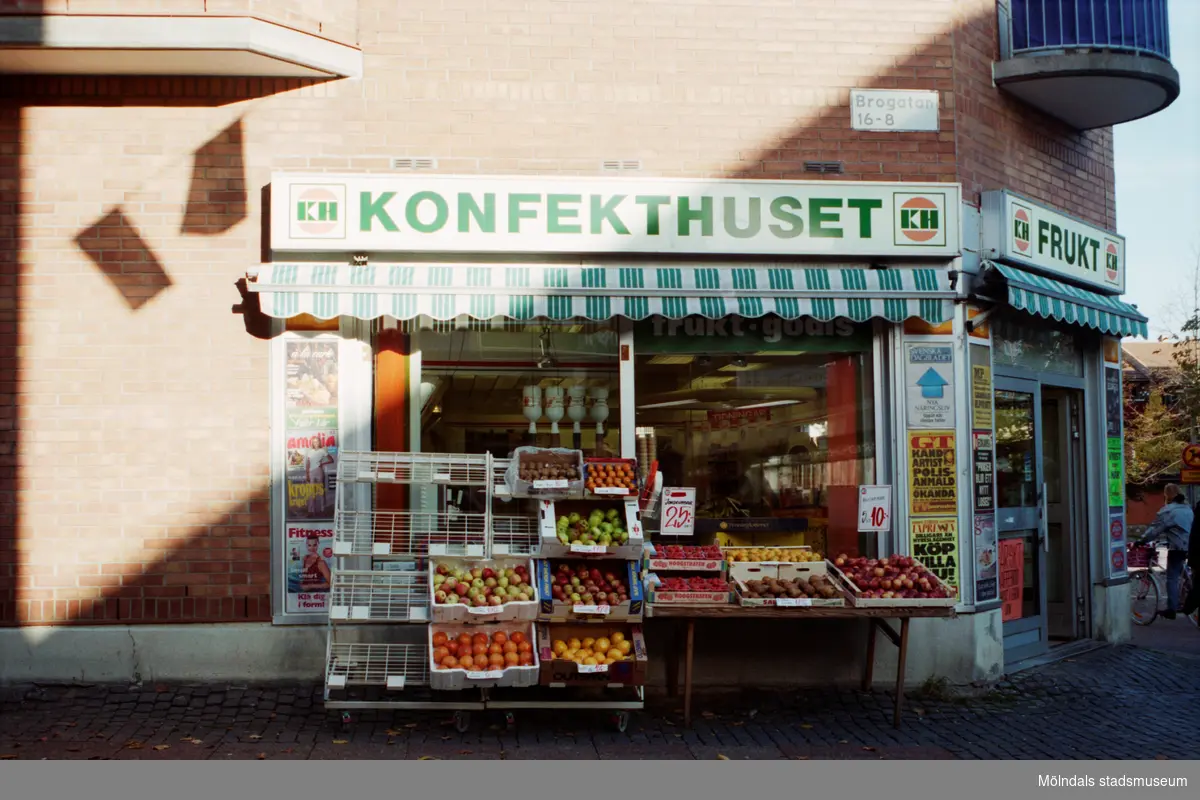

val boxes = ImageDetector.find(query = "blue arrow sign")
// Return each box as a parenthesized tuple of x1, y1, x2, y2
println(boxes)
(916, 368, 948, 398)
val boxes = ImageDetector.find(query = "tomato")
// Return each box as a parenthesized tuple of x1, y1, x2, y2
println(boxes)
(446, 642, 460, 657)
(472, 643, 488, 657)
(442, 656, 458, 669)
(458, 654, 475, 670)
(517, 641, 533, 654)
(488, 643, 503, 656)
(489, 653, 506, 668)
(492, 632, 507, 646)
(433, 646, 449, 663)
(504, 652, 519, 666)
(510, 631, 526, 645)
(432, 632, 448, 647)
(503, 641, 518, 655)
(472, 633, 489, 647)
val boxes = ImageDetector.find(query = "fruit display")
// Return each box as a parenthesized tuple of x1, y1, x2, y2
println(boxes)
(723, 546, 823, 563)
(548, 630, 635, 667)
(646, 573, 733, 606)
(832, 554, 955, 605)
(737, 573, 842, 607)
(554, 507, 631, 547)
(584, 459, 638, 495)
(547, 562, 631, 606)
(431, 558, 538, 621)
(429, 623, 541, 690)
(654, 576, 730, 592)
(506, 447, 584, 497)
(646, 543, 726, 571)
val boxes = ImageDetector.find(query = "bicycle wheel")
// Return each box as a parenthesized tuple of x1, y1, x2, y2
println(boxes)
(1130, 570, 1158, 626)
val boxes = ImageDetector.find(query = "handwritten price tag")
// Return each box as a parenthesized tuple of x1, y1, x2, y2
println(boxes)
(570, 544, 608, 554)
(467, 605, 504, 615)
(572, 604, 612, 615)
(466, 670, 504, 680)
(776, 597, 812, 608)
(660, 487, 696, 537)
(593, 487, 629, 495)
(857, 485, 892, 532)
(533, 479, 568, 489)
(577, 663, 609, 674)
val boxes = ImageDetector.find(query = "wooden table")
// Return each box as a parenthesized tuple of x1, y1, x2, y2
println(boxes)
(646, 604, 956, 729)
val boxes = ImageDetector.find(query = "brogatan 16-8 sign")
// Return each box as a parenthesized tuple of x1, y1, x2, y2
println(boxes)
(272, 173, 962, 258)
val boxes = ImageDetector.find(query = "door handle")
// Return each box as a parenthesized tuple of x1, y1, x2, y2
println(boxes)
(1039, 482, 1048, 553)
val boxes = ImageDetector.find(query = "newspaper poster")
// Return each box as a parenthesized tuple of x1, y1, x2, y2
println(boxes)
(286, 430, 338, 520)
(908, 431, 957, 516)
(285, 522, 334, 614)
(999, 538, 1024, 622)
(285, 340, 338, 409)
(909, 517, 959, 597)
(905, 343, 955, 429)
(973, 513, 998, 603)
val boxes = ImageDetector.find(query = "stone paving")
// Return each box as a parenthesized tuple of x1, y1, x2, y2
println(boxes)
(1, 643, 1198, 760)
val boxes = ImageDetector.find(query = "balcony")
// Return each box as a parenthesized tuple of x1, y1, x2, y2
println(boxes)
(994, 0, 1180, 129)
(0, 6, 362, 79)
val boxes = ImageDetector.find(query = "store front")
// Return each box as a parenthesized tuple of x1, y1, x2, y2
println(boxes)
(244, 173, 1143, 694)
(975, 191, 1147, 665)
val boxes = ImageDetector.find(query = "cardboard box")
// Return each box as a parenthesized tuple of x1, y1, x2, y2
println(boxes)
(429, 621, 540, 690)
(645, 588, 732, 606)
(429, 555, 538, 623)
(536, 623, 648, 687)
(644, 544, 726, 573)
(733, 573, 845, 608)
(831, 560, 957, 608)
(537, 497, 645, 560)
(536, 559, 644, 622)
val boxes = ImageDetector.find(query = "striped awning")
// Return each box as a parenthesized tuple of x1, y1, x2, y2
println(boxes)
(247, 262, 957, 324)
(982, 262, 1148, 338)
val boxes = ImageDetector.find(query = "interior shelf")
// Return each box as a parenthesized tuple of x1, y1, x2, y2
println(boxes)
(338, 451, 492, 486)
(326, 642, 430, 690)
(328, 569, 430, 623)
(333, 508, 489, 557)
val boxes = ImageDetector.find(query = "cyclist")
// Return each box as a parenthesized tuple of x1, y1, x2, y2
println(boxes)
(1137, 483, 1192, 620)
(1182, 498, 1200, 627)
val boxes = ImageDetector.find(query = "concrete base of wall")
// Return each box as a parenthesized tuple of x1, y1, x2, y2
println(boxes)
(1092, 582, 1132, 645)
(0, 610, 1006, 687)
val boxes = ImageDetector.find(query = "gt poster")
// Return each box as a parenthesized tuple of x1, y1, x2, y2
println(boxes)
(909, 517, 959, 598)
(908, 431, 957, 516)
(285, 522, 334, 614)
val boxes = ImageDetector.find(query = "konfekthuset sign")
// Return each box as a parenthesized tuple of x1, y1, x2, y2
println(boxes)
(271, 173, 962, 258)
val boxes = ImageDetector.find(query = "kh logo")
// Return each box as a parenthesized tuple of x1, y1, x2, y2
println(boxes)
(1105, 242, 1120, 281)
(896, 194, 944, 245)
(290, 184, 346, 238)
(1013, 208, 1031, 252)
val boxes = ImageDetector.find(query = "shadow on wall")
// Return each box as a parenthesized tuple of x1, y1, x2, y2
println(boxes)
(2, 3, 1113, 682)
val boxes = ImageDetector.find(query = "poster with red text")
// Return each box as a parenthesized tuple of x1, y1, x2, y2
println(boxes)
(285, 522, 335, 614)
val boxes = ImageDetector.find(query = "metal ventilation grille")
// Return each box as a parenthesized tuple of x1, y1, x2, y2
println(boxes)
(601, 160, 642, 171)
(803, 161, 844, 174)
(391, 157, 438, 170)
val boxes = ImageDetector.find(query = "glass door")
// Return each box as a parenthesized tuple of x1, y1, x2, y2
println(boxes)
(994, 377, 1048, 661)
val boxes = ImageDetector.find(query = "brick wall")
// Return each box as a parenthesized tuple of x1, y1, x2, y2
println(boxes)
(0, 0, 1122, 626)
(951, 0, 1116, 228)
(0, 1, 359, 47)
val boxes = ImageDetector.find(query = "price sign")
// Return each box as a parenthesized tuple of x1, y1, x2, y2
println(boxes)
(572, 604, 611, 615)
(569, 544, 608, 554)
(660, 487, 696, 537)
(467, 604, 504, 615)
(776, 597, 812, 608)
(857, 485, 892, 532)
(577, 663, 609, 674)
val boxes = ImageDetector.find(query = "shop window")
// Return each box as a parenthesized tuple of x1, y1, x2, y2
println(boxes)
(631, 316, 876, 558)
(418, 321, 621, 469)
(992, 316, 1083, 378)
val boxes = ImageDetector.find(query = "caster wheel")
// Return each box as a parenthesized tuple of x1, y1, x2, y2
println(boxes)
(504, 712, 516, 731)
(454, 711, 471, 733)
(340, 711, 353, 726)
(612, 712, 629, 733)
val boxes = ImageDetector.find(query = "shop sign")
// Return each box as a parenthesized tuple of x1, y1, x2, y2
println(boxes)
(273, 173, 962, 257)
(973, 513, 998, 603)
(660, 487, 697, 537)
(635, 316, 871, 354)
(1107, 437, 1123, 507)
(971, 364, 993, 430)
(707, 408, 771, 429)
(909, 518, 958, 597)
(982, 190, 1124, 293)
(904, 343, 955, 429)
(973, 431, 994, 511)
(857, 485, 892, 532)
(908, 432, 957, 517)
(849, 89, 939, 132)
(999, 538, 1024, 621)
(1181, 444, 1200, 485)
(285, 523, 334, 614)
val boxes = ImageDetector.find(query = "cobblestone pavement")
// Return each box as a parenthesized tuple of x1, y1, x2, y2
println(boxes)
(2, 644, 1198, 760)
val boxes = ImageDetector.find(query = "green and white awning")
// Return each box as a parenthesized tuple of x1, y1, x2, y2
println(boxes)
(248, 262, 956, 324)
(982, 262, 1148, 338)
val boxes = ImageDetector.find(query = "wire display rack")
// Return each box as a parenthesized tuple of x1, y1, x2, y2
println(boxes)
(324, 449, 645, 730)
(328, 570, 429, 623)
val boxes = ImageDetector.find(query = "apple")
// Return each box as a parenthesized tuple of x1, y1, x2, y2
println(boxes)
(436, 564, 449, 576)
(444, 577, 458, 590)
(434, 590, 448, 603)
(445, 594, 460, 605)
(482, 568, 496, 580)
(498, 577, 510, 589)
(517, 592, 530, 602)
(570, 593, 582, 603)
(511, 575, 523, 586)
(454, 583, 469, 597)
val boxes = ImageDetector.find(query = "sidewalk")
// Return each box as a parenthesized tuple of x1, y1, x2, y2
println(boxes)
(2, 643, 1198, 760)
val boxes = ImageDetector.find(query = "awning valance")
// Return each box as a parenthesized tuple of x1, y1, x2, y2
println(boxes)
(248, 262, 957, 324)
(981, 262, 1148, 338)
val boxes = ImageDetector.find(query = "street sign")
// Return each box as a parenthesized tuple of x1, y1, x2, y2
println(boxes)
(1182, 444, 1200, 484)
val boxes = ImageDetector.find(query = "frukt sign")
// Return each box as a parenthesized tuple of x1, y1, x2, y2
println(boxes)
(273, 173, 961, 258)
(982, 190, 1125, 293)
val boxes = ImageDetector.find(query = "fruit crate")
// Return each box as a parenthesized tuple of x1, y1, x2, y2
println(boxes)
(583, 457, 639, 498)
(333, 508, 488, 558)
(537, 623, 648, 687)
(329, 569, 430, 623)
(644, 574, 733, 606)
(429, 622, 540, 691)
(326, 642, 430, 691)
(505, 447, 585, 499)
(430, 556, 539, 623)
(645, 543, 727, 573)
(338, 451, 492, 486)
(830, 558, 957, 608)
(535, 559, 645, 623)
(537, 497, 645, 560)
(733, 573, 846, 609)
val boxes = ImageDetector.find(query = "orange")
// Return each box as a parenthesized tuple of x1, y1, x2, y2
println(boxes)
(458, 654, 475, 670)
(503, 641, 518, 655)
(504, 652, 519, 666)
(510, 632, 526, 645)
(552, 640, 568, 656)
(518, 641, 533, 654)
(489, 654, 505, 668)
(610, 632, 625, 645)
(493, 632, 508, 645)
(606, 648, 623, 661)
(616, 640, 632, 655)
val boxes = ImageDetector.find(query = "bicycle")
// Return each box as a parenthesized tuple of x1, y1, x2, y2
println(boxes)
(1129, 540, 1195, 626)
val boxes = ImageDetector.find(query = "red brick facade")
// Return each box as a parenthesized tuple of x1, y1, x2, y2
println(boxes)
(0, 0, 1124, 626)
